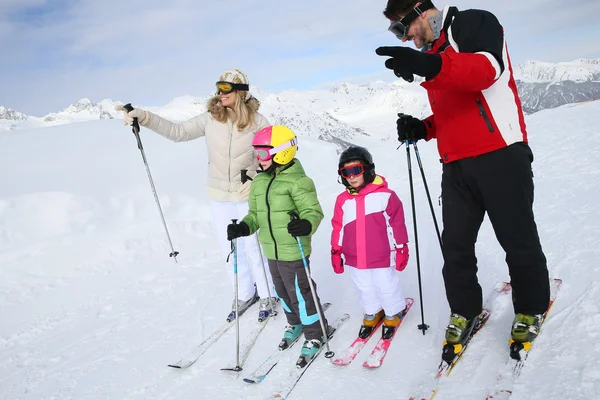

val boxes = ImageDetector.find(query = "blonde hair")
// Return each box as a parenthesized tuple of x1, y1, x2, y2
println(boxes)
(210, 92, 256, 131)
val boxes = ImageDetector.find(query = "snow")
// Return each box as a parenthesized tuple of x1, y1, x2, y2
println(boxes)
(515, 59, 600, 82)
(1, 98, 600, 400)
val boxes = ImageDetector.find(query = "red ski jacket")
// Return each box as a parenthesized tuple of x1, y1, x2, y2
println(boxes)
(421, 6, 528, 163)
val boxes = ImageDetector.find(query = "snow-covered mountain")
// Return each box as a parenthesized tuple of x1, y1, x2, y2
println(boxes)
(515, 58, 600, 82)
(0, 98, 116, 131)
(3, 58, 600, 134)
(516, 80, 600, 115)
(42, 98, 114, 123)
(0, 106, 30, 131)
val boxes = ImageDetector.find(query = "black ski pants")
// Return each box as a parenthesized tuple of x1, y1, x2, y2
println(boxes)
(441, 142, 550, 319)
(268, 257, 328, 340)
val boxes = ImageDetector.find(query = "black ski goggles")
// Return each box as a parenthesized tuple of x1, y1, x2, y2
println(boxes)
(388, 0, 434, 40)
(216, 81, 250, 94)
(339, 164, 365, 179)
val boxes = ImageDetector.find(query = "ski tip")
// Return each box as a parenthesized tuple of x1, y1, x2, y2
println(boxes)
(362, 363, 380, 369)
(242, 378, 256, 384)
(167, 364, 182, 369)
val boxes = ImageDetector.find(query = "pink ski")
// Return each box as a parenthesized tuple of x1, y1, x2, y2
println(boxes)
(362, 298, 415, 369)
(332, 316, 385, 366)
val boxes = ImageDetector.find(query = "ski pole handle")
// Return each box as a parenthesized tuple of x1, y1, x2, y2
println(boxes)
(123, 103, 143, 150)
(287, 211, 299, 221)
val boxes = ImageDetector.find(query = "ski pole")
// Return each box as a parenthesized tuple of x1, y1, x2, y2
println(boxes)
(231, 219, 242, 371)
(123, 103, 179, 262)
(411, 142, 443, 252)
(405, 140, 429, 335)
(288, 211, 334, 358)
(255, 233, 277, 319)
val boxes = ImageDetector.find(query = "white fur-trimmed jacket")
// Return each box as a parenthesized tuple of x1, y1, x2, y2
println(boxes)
(139, 97, 270, 202)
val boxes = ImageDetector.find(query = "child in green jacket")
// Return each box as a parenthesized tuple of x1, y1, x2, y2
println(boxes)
(227, 125, 329, 361)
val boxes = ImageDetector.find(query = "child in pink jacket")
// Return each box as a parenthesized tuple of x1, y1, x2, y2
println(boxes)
(331, 146, 409, 339)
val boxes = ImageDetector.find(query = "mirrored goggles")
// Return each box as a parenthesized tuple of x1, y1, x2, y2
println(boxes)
(216, 81, 250, 94)
(253, 138, 298, 162)
(339, 164, 365, 179)
(253, 146, 274, 162)
(388, 0, 434, 40)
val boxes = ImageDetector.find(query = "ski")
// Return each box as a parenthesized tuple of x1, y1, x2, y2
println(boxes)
(410, 282, 511, 400)
(332, 317, 385, 367)
(167, 303, 259, 369)
(242, 303, 332, 384)
(362, 297, 414, 368)
(484, 278, 562, 400)
(271, 312, 351, 399)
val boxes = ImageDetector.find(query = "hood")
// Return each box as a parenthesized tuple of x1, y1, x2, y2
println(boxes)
(207, 95, 261, 114)
(346, 175, 388, 196)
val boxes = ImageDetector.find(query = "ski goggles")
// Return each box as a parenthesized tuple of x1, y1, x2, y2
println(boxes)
(339, 164, 365, 179)
(388, 0, 434, 40)
(253, 138, 298, 161)
(253, 146, 274, 161)
(216, 81, 250, 94)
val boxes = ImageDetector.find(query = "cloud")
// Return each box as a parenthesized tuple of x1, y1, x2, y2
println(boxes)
(1, 0, 599, 115)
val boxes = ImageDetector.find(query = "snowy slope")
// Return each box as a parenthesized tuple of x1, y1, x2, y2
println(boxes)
(1, 100, 599, 400)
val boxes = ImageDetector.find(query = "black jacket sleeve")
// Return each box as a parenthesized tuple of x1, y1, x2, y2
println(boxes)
(450, 9, 505, 75)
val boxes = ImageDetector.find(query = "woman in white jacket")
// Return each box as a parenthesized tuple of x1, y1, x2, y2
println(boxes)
(116, 69, 277, 322)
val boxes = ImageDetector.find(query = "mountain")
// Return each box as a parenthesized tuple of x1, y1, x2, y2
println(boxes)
(258, 91, 370, 150)
(515, 58, 600, 82)
(0, 106, 30, 131)
(0, 98, 116, 132)
(3, 58, 600, 134)
(280, 81, 430, 141)
(42, 98, 114, 123)
(517, 80, 600, 115)
(514, 58, 600, 113)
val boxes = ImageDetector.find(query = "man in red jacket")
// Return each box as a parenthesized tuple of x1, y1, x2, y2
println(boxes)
(376, 0, 550, 361)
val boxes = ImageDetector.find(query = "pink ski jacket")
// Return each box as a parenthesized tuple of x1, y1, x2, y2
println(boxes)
(331, 175, 408, 269)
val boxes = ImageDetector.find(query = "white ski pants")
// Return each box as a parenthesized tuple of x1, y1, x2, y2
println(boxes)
(348, 266, 406, 316)
(210, 200, 274, 301)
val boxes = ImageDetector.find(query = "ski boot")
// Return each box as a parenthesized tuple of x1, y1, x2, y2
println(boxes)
(279, 324, 303, 350)
(226, 292, 259, 322)
(358, 310, 385, 339)
(509, 313, 544, 360)
(258, 297, 279, 322)
(381, 305, 409, 340)
(441, 313, 477, 363)
(296, 338, 323, 368)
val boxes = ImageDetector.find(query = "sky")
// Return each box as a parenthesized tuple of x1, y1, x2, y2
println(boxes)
(1, 0, 600, 116)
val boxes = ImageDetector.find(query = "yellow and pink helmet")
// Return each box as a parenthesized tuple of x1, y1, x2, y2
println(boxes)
(252, 125, 298, 165)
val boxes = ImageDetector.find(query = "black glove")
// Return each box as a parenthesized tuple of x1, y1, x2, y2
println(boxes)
(287, 219, 312, 237)
(375, 46, 442, 83)
(227, 221, 250, 241)
(397, 113, 428, 143)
